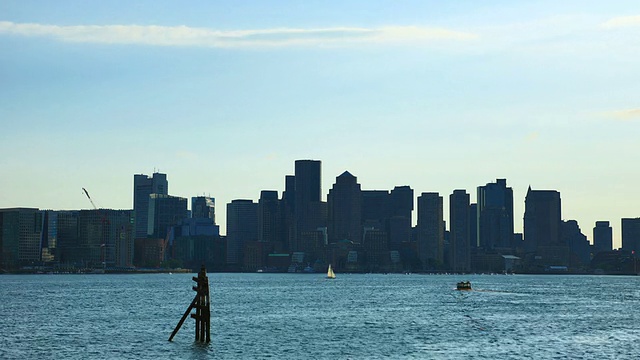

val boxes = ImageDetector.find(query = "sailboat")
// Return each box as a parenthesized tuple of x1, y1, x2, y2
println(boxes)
(327, 264, 336, 279)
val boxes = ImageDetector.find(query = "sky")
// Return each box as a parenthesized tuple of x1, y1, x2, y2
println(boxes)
(1, 1, 639, 247)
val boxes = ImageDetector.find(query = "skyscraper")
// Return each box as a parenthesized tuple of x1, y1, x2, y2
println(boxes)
(133, 173, 168, 239)
(593, 221, 613, 254)
(226, 199, 258, 268)
(389, 186, 414, 250)
(258, 190, 282, 247)
(0, 208, 43, 270)
(449, 190, 470, 272)
(417, 192, 444, 269)
(147, 194, 188, 239)
(327, 171, 362, 243)
(523, 187, 562, 252)
(477, 179, 514, 249)
(622, 218, 640, 255)
(293, 160, 326, 251)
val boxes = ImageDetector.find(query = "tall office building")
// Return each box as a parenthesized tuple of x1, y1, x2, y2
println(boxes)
(622, 218, 640, 255)
(593, 221, 613, 254)
(417, 192, 444, 269)
(77, 209, 134, 268)
(0, 208, 43, 270)
(449, 190, 470, 272)
(523, 187, 562, 252)
(469, 204, 478, 248)
(327, 171, 362, 243)
(477, 179, 514, 249)
(258, 191, 282, 247)
(388, 186, 414, 250)
(226, 199, 258, 267)
(133, 173, 168, 238)
(191, 196, 215, 223)
(293, 160, 326, 251)
(147, 194, 188, 239)
(281, 175, 296, 252)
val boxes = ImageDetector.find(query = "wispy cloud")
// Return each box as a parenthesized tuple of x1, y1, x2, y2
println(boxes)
(600, 15, 640, 29)
(607, 108, 640, 121)
(0, 21, 477, 48)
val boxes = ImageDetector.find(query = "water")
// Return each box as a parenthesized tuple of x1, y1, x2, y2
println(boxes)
(1, 273, 639, 359)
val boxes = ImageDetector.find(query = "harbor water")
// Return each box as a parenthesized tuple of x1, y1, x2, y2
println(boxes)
(1, 273, 639, 359)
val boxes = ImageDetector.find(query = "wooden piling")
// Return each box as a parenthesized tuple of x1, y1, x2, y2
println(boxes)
(169, 265, 211, 342)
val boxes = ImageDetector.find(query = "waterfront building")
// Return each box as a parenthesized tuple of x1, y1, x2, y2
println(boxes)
(417, 192, 444, 270)
(133, 172, 168, 238)
(593, 221, 613, 254)
(327, 171, 362, 244)
(523, 187, 562, 252)
(0, 208, 43, 270)
(226, 199, 258, 269)
(191, 196, 215, 223)
(622, 218, 640, 255)
(77, 209, 134, 268)
(449, 190, 471, 272)
(258, 190, 284, 251)
(562, 220, 590, 267)
(50, 210, 80, 266)
(294, 159, 322, 233)
(389, 186, 414, 250)
(469, 204, 478, 248)
(477, 179, 514, 249)
(147, 194, 188, 239)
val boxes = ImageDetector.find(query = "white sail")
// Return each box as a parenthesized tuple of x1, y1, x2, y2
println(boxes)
(327, 264, 336, 279)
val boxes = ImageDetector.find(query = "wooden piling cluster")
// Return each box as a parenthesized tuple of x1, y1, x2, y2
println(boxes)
(168, 265, 211, 343)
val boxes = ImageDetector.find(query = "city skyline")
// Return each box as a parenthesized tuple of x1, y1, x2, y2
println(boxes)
(1, 1, 639, 248)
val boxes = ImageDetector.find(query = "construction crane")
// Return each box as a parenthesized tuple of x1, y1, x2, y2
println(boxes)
(82, 187, 98, 210)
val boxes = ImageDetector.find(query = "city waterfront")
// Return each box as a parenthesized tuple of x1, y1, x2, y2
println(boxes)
(1, 273, 639, 359)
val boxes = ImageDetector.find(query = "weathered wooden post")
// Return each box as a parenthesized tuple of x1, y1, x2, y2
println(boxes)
(168, 265, 210, 342)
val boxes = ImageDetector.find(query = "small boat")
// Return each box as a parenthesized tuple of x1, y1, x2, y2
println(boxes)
(456, 281, 472, 290)
(327, 264, 336, 279)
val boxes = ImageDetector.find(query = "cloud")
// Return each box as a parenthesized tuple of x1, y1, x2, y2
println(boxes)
(600, 15, 640, 29)
(0, 21, 477, 48)
(608, 108, 640, 121)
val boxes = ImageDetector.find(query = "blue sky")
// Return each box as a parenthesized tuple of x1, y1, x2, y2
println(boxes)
(1, 1, 639, 246)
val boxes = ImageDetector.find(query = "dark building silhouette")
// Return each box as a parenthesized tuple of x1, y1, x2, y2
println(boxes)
(361, 190, 390, 228)
(524, 187, 562, 252)
(562, 220, 590, 267)
(417, 192, 444, 269)
(226, 199, 258, 269)
(327, 171, 362, 243)
(0, 208, 43, 270)
(477, 179, 514, 249)
(191, 196, 215, 223)
(147, 194, 188, 239)
(133, 172, 168, 239)
(77, 209, 134, 268)
(388, 186, 414, 250)
(469, 204, 478, 248)
(293, 160, 326, 253)
(282, 175, 296, 252)
(622, 218, 640, 255)
(449, 190, 470, 272)
(258, 190, 284, 252)
(593, 221, 613, 254)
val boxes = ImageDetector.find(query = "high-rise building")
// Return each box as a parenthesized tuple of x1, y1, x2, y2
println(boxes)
(258, 191, 282, 248)
(147, 194, 188, 239)
(133, 173, 168, 238)
(77, 209, 134, 268)
(469, 204, 478, 248)
(0, 208, 43, 270)
(327, 171, 362, 243)
(449, 190, 470, 272)
(389, 186, 414, 250)
(191, 196, 215, 223)
(417, 192, 444, 269)
(523, 187, 562, 252)
(293, 160, 326, 252)
(622, 218, 640, 255)
(562, 220, 590, 266)
(226, 199, 258, 268)
(593, 221, 613, 254)
(361, 190, 390, 227)
(477, 179, 514, 249)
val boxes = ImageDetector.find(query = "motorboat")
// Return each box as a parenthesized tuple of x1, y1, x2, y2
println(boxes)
(456, 281, 472, 290)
